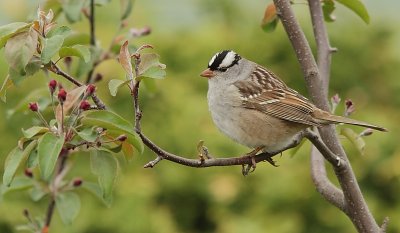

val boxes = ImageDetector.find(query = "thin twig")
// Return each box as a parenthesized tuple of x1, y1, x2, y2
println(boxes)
(49, 62, 106, 110)
(86, 0, 96, 84)
(43, 149, 69, 231)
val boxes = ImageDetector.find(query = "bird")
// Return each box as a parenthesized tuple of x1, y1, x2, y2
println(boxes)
(200, 50, 386, 168)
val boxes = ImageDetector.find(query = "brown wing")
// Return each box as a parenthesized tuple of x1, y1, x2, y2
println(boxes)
(234, 66, 321, 126)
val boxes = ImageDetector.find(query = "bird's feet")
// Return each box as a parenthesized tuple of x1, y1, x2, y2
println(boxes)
(241, 146, 264, 176)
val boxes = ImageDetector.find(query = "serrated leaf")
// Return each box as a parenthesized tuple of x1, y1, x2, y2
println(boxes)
(1, 176, 33, 196)
(336, 0, 370, 24)
(322, 0, 336, 22)
(119, 41, 133, 80)
(261, 3, 279, 32)
(22, 126, 49, 139)
(90, 150, 118, 205)
(0, 22, 32, 48)
(0, 75, 13, 102)
(4, 29, 38, 75)
(341, 127, 366, 155)
(59, 45, 90, 62)
(56, 192, 81, 225)
(120, 0, 134, 20)
(62, 0, 85, 23)
(3, 141, 37, 186)
(81, 110, 143, 153)
(81, 181, 112, 206)
(38, 133, 64, 180)
(108, 79, 129, 97)
(41, 35, 65, 64)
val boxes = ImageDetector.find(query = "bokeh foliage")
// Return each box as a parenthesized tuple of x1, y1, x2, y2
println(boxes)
(0, 0, 399, 232)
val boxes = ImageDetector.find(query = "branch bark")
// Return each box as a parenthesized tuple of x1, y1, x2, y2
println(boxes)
(49, 62, 106, 110)
(273, 0, 383, 232)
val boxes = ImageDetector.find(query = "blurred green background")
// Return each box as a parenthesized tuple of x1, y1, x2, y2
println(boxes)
(1, 0, 399, 232)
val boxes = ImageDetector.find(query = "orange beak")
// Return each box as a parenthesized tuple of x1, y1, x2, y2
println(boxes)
(200, 68, 215, 78)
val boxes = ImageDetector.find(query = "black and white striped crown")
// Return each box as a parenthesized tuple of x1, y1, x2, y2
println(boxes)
(207, 50, 241, 71)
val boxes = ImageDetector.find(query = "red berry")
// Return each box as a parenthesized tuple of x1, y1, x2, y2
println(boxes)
(28, 102, 39, 112)
(24, 168, 33, 178)
(86, 84, 96, 96)
(73, 178, 83, 187)
(48, 80, 57, 94)
(117, 134, 127, 142)
(79, 100, 91, 110)
(58, 89, 67, 104)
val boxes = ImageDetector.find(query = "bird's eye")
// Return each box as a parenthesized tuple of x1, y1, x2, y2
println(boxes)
(218, 67, 228, 72)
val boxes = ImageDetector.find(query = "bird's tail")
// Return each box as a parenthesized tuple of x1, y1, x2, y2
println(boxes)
(314, 110, 387, 132)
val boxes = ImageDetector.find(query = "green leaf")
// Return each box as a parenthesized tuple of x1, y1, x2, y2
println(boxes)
(3, 141, 37, 186)
(4, 29, 38, 75)
(56, 192, 81, 225)
(41, 26, 72, 64)
(108, 79, 129, 97)
(341, 128, 366, 155)
(62, 0, 86, 23)
(140, 66, 166, 79)
(322, 0, 336, 22)
(81, 110, 143, 153)
(27, 149, 38, 168)
(47, 26, 72, 38)
(0, 22, 32, 48)
(335, 0, 370, 24)
(25, 57, 42, 76)
(81, 181, 112, 206)
(8, 67, 25, 85)
(22, 126, 49, 139)
(74, 127, 98, 143)
(1, 176, 33, 196)
(120, 0, 134, 20)
(30, 185, 47, 201)
(38, 133, 65, 180)
(41, 35, 65, 64)
(63, 33, 90, 47)
(90, 150, 118, 205)
(6, 88, 48, 118)
(261, 3, 279, 32)
(59, 45, 90, 62)
(0, 75, 13, 102)
(137, 53, 167, 80)
(95, 0, 111, 6)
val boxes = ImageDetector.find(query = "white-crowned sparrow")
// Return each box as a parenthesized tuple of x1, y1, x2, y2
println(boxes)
(201, 50, 386, 155)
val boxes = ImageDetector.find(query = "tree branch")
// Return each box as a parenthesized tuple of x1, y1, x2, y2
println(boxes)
(130, 79, 311, 171)
(43, 149, 69, 231)
(49, 62, 106, 110)
(86, 0, 96, 84)
(273, 0, 382, 231)
(307, 0, 346, 214)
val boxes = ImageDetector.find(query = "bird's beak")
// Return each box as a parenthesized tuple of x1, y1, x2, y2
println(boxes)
(200, 68, 215, 78)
